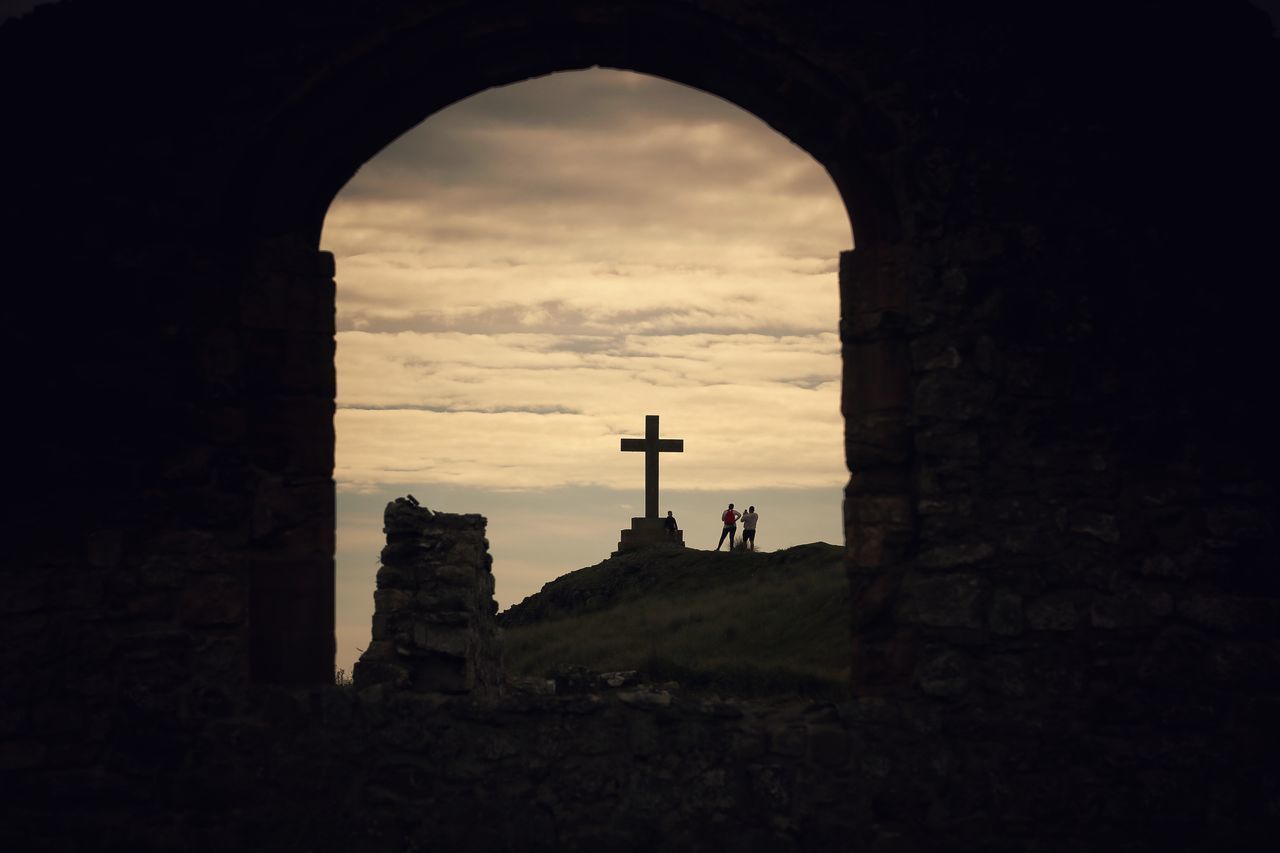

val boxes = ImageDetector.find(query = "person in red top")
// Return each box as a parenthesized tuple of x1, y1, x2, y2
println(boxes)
(715, 503, 741, 551)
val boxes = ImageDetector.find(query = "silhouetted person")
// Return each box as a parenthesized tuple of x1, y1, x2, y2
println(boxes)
(716, 502, 741, 551)
(740, 505, 759, 551)
(664, 510, 679, 537)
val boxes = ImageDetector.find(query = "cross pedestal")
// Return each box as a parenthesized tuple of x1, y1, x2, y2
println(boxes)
(616, 414, 684, 552)
(617, 515, 683, 553)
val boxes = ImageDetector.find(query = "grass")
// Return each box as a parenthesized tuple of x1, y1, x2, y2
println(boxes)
(501, 544, 851, 699)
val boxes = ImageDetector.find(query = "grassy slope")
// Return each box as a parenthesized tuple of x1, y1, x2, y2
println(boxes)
(500, 543, 850, 697)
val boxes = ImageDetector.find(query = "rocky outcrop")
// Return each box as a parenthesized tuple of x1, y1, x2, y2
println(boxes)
(353, 497, 502, 697)
(499, 542, 844, 628)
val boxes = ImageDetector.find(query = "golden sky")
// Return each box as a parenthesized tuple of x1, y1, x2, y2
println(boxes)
(321, 68, 851, 673)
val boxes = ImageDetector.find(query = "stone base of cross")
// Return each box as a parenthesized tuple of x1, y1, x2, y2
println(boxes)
(616, 516, 685, 553)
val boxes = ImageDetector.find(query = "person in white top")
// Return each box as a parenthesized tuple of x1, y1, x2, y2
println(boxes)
(740, 505, 759, 551)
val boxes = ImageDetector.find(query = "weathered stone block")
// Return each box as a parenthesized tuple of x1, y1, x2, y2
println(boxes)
(375, 562, 415, 590)
(352, 659, 409, 691)
(434, 564, 476, 587)
(1137, 554, 1192, 580)
(361, 640, 396, 661)
(180, 574, 245, 627)
(841, 246, 907, 318)
(447, 544, 488, 568)
(1002, 526, 1053, 555)
(373, 588, 413, 613)
(383, 497, 431, 535)
(1205, 504, 1273, 539)
(987, 589, 1025, 636)
(0, 572, 45, 615)
(809, 728, 851, 768)
(420, 610, 471, 626)
(247, 396, 334, 476)
(848, 523, 913, 569)
(415, 588, 470, 611)
(851, 494, 914, 526)
(241, 267, 333, 333)
(845, 411, 911, 466)
(916, 542, 993, 570)
(137, 559, 184, 591)
(915, 649, 969, 697)
(914, 425, 981, 459)
(845, 309, 909, 339)
(86, 529, 124, 569)
(845, 339, 910, 415)
(906, 573, 984, 629)
(918, 496, 974, 517)
(1089, 594, 1159, 629)
(984, 657, 1028, 698)
(380, 539, 429, 567)
(1141, 587, 1174, 618)
(911, 335, 963, 371)
(913, 374, 995, 421)
(0, 611, 47, 638)
(418, 624, 469, 657)
(926, 345, 961, 370)
(849, 568, 899, 629)
(1069, 511, 1119, 544)
(0, 740, 47, 771)
(1177, 594, 1277, 636)
(410, 655, 471, 693)
(251, 476, 332, 540)
(206, 405, 248, 444)
(1026, 596, 1078, 631)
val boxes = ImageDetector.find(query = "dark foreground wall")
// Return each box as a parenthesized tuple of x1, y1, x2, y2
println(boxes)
(9, 502, 1242, 853)
(5, 666, 965, 853)
(1, 1, 1278, 850)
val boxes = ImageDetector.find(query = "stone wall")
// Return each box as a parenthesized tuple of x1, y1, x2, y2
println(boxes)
(354, 498, 502, 697)
(233, 685, 928, 853)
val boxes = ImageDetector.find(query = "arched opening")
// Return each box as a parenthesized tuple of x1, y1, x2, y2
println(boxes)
(230, 3, 910, 685)
(321, 67, 853, 688)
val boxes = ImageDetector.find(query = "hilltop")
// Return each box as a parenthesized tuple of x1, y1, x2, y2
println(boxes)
(498, 542, 850, 697)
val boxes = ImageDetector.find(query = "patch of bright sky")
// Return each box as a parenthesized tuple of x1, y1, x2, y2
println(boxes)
(321, 68, 851, 673)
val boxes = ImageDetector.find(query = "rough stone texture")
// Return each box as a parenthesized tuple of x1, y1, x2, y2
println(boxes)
(353, 497, 502, 697)
(2, 0, 1278, 850)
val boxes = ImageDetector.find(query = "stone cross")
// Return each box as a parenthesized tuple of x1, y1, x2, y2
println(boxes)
(620, 415, 684, 520)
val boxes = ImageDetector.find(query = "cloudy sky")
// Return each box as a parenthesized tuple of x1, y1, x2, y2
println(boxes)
(321, 69, 852, 673)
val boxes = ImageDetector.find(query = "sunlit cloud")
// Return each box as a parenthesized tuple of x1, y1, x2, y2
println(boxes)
(323, 68, 849, 498)
(336, 397, 841, 492)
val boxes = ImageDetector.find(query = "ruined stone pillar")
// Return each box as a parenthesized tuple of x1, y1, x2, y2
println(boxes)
(353, 497, 502, 696)
(840, 246, 918, 695)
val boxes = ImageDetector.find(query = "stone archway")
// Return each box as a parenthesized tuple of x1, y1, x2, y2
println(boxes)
(7, 1, 1279, 846)
(226, 1, 914, 684)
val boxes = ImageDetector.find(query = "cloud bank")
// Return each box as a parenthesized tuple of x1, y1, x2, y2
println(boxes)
(323, 68, 850, 495)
